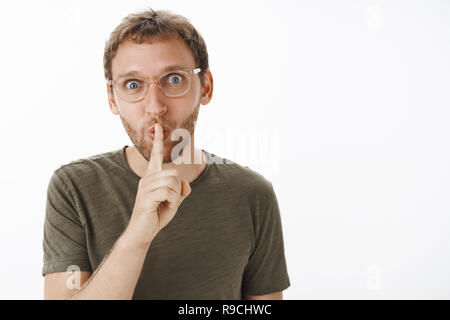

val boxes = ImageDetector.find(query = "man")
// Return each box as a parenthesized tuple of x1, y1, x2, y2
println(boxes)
(43, 7, 290, 300)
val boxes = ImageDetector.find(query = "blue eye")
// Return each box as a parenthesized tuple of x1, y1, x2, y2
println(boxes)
(125, 80, 140, 90)
(168, 74, 183, 84)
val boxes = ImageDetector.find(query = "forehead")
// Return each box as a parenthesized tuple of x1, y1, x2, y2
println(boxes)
(111, 38, 196, 79)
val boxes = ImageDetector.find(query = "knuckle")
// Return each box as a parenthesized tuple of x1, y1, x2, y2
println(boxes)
(169, 176, 179, 187)
(166, 168, 178, 176)
(161, 188, 169, 199)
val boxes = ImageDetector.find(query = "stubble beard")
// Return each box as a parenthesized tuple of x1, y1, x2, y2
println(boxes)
(120, 104, 200, 163)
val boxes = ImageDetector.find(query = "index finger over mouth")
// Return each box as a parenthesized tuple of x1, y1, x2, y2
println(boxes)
(146, 123, 163, 175)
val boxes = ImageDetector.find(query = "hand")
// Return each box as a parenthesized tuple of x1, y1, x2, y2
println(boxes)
(126, 123, 191, 246)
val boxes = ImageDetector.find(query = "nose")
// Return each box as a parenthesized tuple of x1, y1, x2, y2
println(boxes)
(143, 81, 167, 116)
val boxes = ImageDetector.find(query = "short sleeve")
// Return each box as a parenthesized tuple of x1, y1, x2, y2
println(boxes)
(42, 170, 92, 276)
(242, 182, 290, 296)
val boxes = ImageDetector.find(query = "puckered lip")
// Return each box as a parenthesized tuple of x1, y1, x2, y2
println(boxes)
(148, 124, 171, 134)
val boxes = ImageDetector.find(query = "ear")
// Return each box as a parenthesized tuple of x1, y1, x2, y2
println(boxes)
(200, 69, 213, 106)
(107, 82, 120, 115)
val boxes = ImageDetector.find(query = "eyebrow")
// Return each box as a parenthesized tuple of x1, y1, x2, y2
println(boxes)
(116, 65, 188, 79)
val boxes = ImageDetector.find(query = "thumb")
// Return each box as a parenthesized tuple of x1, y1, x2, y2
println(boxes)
(180, 180, 191, 199)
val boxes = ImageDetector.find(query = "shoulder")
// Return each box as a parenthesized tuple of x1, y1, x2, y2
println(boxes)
(205, 151, 275, 200)
(50, 148, 123, 187)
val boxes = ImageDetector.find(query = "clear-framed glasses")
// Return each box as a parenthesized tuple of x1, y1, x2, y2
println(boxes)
(108, 67, 201, 103)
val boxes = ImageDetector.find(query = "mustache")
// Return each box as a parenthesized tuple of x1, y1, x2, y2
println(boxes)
(146, 120, 174, 131)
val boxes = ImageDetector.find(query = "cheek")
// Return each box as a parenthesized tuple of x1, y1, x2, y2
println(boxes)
(158, 100, 190, 124)
(175, 88, 201, 115)
(119, 108, 144, 132)
(188, 81, 202, 102)
(119, 104, 146, 125)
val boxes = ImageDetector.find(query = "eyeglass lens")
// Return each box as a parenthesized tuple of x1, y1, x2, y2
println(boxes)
(115, 70, 190, 101)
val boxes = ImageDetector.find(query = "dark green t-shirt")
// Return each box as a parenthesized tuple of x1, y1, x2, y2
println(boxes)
(42, 146, 290, 299)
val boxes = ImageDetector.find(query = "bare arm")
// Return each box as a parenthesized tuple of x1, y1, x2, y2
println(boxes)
(243, 291, 283, 300)
(68, 229, 153, 300)
(44, 271, 92, 300)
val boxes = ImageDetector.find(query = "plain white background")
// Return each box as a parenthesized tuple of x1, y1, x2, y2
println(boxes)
(0, 0, 449, 299)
